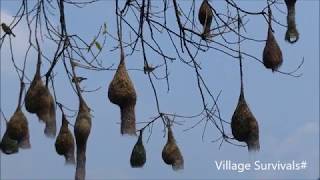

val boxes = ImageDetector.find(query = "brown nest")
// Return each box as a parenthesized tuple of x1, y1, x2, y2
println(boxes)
(284, 0, 299, 43)
(130, 131, 146, 168)
(231, 92, 260, 152)
(25, 67, 56, 138)
(0, 129, 19, 154)
(263, 28, 283, 72)
(108, 53, 137, 135)
(74, 99, 91, 180)
(7, 108, 31, 149)
(55, 114, 75, 165)
(198, 0, 213, 40)
(162, 127, 184, 170)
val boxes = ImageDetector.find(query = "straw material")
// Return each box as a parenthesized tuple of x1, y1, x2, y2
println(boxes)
(198, 0, 213, 40)
(263, 28, 283, 72)
(55, 114, 75, 165)
(231, 92, 260, 151)
(130, 131, 146, 167)
(162, 127, 184, 170)
(108, 53, 137, 135)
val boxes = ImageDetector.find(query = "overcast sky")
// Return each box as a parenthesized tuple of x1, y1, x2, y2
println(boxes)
(1, 1, 319, 179)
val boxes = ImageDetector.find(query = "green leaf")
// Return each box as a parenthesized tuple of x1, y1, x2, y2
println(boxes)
(95, 41, 102, 51)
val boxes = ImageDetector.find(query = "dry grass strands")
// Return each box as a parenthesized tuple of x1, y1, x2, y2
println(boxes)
(231, 92, 260, 152)
(198, 0, 213, 40)
(0, 129, 19, 155)
(130, 131, 146, 168)
(108, 52, 137, 135)
(284, 0, 299, 43)
(263, 28, 283, 72)
(162, 127, 184, 170)
(7, 109, 30, 149)
(55, 114, 75, 165)
(74, 99, 91, 180)
(25, 57, 56, 138)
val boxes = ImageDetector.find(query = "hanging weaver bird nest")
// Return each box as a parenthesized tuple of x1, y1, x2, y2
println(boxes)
(74, 99, 91, 148)
(162, 126, 184, 170)
(263, 28, 283, 72)
(7, 108, 30, 149)
(0, 129, 19, 155)
(25, 60, 56, 138)
(55, 114, 75, 165)
(231, 91, 260, 152)
(74, 98, 91, 180)
(130, 131, 146, 168)
(108, 51, 137, 136)
(284, 0, 299, 43)
(198, 0, 213, 40)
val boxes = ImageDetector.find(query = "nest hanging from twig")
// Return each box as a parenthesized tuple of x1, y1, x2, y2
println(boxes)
(263, 28, 283, 72)
(231, 91, 260, 151)
(0, 129, 19, 155)
(162, 126, 184, 170)
(7, 108, 30, 149)
(198, 0, 213, 40)
(25, 60, 56, 138)
(74, 98, 91, 180)
(284, 0, 299, 43)
(55, 114, 75, 165)
(108, 51, 137, 136)
(130, 131, 146, 168)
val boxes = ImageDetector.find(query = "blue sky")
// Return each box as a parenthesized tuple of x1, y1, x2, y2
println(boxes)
(1, 0, 319, 179)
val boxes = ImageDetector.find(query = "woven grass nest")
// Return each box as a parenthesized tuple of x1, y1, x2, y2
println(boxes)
(25, 63, 56, 138)
(7, 108, 31, 149)
(284, 0, 299, 43)
(130, 131, 146, 168)
(263, 28, 283, 72)
(74, 100, 91, 148)
(162, 126, 184, 170)
(231, 92, 260, 152)
(0, 129, 19, 155)
(198, 0, 213, 40)
(108, 52, 137, 135)
(55, 114, 75, 165)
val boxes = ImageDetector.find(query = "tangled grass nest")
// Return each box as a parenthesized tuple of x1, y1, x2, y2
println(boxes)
(263, 28, 283, 72)
(198, 0, 213, 40)
(130, 131, 146, 168)
(162, 126, 184, 170)
(25, 62, 56, 138)
(231, 91, 260, 152)
(55, 114, 75, 165)
(108, 52, 137, 135)
(7, 108, 30, 149)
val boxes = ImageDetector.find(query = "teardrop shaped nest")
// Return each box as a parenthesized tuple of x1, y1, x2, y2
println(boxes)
(130, 131, 146, 168)
(0, 129, 19, 155)
(108, 54, 137, 135)
(25, 74, 56, 137)
(55, 114, 75, 164)
(162, 127, 184, 170)
(263, 28, 283, 71)
(198, 0, 213, 40)
(231, 93, 260, 151)
(74, 100, 91, 148)
(7, 109, 31, 149)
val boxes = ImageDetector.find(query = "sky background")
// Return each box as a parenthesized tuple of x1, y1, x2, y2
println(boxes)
(0, 0, 319, 179)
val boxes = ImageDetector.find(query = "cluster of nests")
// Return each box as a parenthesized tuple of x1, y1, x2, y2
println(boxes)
(1, 57, 56, 154)
(129, 127, 184, 171)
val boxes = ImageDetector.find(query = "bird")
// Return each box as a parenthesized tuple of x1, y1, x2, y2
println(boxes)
(72, 76, 87, 83)
(198, 0, 213, 40)
(143, 64, 156, 74)
(1, 23, 15, 37)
